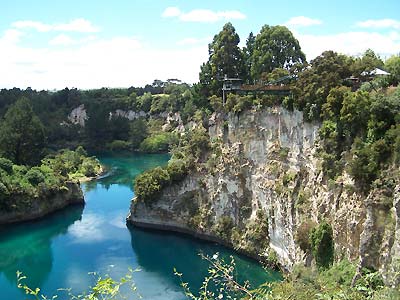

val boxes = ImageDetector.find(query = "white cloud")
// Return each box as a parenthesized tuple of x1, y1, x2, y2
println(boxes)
(0, 28, 208, 90)
(12, 18, 99, 33)
(285, 16, 322, 27)
(357, 19, 400, 29)
(53, 18, 99, 32)
(68, 214, 106, 242)
(49, 34, 75, 46)
(162, 7, 246, 23)
(293, 30, 400, 60)
(12, 20, 52, 32)
(162, 7, 181, 18)
(5, 15, 399, 91)
(1, 29, 24, 44)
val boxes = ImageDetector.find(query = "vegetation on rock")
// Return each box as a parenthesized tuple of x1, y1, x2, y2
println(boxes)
(0, 147, 101, 213)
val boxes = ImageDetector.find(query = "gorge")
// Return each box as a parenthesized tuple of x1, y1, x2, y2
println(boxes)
(0, 153, 277, 300)
(128, 107, 400, 286)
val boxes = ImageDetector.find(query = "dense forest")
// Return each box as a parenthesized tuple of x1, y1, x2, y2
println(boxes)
(1, 20, 400, 299)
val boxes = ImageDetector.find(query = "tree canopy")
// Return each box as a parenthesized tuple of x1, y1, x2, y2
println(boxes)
(0, 97, 45, 165)
(250, 25, 305, 81)
(199, 22, 244, 96)
(293, 50, 352, 121)
(385, 55, 400, 84)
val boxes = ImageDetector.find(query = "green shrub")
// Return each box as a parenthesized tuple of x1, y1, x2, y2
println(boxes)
(214, 215, 234, 241)
(166, 159, 188, 182)
(25, 167, 45, 185)
(186, 126, 210, 159)
(320, 259, 357, 287)
(278, 147, 290, 160)
(139, 132, 178, 153)
(129, 117, 149, 149)
(134, 167, 170, 202)
(347, 138, 390, 191)
(81, 158, 100, 177)
(295, 220, 316, 253)
(106, 140, 132, 151)
(310, 221, 334, 269)
(0, 157, 13, 174)
(0, 147, 102, 214)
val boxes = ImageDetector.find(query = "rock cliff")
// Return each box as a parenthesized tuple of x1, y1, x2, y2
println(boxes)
(128, 107, 399, 283)
(0, 181, 84, 225)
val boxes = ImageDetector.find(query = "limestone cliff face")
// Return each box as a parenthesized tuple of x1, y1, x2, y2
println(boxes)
(128, 107, 399, 281)
(0, 182, 84, 225)
(67, 105, 184, 129)
(68, 104, 87, 126)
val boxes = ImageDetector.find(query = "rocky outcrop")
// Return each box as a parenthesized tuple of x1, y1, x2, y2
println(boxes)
(68, 104, 87, 126)
(111, 110, 148, 120)
(67, 106, 183, 131)
(0, 182, 84, 225)
(387, 184, 400, 286)
(128, 107, 399, 280)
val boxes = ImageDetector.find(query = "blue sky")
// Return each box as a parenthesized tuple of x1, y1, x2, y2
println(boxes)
(1, 0, 399, 89)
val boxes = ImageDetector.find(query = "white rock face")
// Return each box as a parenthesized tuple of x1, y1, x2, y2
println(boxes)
(111, 110, 147, 120)
(162, 112, 184, 131)
(68, 106, 184, 133)
(68, 104, 87, 126)
(129, 107, 399, 277)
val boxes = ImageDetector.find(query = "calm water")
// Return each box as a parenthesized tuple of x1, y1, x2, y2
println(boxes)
(0, 153, 281, 299)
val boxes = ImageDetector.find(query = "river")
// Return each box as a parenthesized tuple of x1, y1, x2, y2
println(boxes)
(0, 153, 281, 299)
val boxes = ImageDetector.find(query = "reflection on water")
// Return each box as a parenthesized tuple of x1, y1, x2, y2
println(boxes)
(0, 205, 84, 289)
(68, 213, 106, 243)
(0, 153, 280, 300)
(129, 225, 281, 293)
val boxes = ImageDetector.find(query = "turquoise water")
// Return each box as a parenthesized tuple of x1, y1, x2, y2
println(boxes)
(0, 153, 280, 299)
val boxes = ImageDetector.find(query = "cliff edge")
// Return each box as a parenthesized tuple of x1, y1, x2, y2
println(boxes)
(128, 107, 399, 285)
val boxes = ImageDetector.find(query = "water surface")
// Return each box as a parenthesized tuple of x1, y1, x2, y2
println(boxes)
(0, 152, 280, 299)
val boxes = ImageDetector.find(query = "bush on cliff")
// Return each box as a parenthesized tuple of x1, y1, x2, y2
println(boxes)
(166, 159, 188, 182)
(139, 132, 178, 153)
(0, 147, 101, 213)
(134, 126, 210, 204)
(310, 221, 334, 269)
(134, 167, 170, 203)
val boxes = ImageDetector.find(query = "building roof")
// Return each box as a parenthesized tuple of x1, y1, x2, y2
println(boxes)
(361, 68, 390, 76)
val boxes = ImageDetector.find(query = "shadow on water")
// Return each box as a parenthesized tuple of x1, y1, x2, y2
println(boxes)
(128, 225, 282, 292)
(0, 204, 84, 288)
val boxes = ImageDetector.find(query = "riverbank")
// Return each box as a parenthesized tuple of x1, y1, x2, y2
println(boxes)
(0, 149, 103, 226)
(0, 181, 83, 225)
(0, 152, 276, 300)
(127, 201, 281, 271)
(77, 165, 106, 183)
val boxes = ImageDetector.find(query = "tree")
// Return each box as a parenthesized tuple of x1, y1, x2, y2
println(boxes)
(352, 49, 384, 77)
(322, 86, 351, 120)
(251, 25, 305, 80)
(199, 23, 244, 96)
(129, 118, 148, 149)
(85, 104, 111, 144)
(310, 221, 334, 269)
(385, 55, 400, 84)
(242, 32, 256, 84)
(0, 97, 45, 165)
(293, 51, 352, 121)
(109, 115, 130, 141)
(340, 90, 371, 139)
